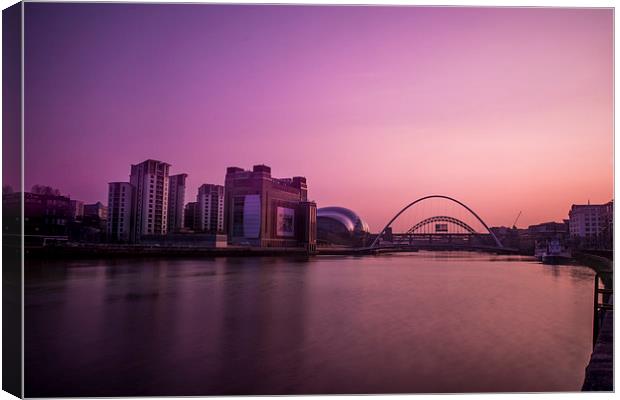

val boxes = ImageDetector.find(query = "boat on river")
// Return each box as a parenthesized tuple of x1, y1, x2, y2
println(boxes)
(537, 238, 572, 264)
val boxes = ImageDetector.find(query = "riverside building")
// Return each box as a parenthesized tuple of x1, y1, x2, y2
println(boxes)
(3, 192, 71, 240)
(224, 164, 317, 251)
(167, 173, 187, 232)
(129, 159, 170, 241)
(84, 202, 108, 220)
(196, 184, 224, 233)
(317, 206, 370, 247)
(568, 200, 613, 247)
(107, 182, 134, 242)
(184, 202, 198, 231)
(69, 200, 84, 220)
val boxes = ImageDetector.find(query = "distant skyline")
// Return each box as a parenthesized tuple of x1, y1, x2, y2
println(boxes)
(23, 4, 613, 230)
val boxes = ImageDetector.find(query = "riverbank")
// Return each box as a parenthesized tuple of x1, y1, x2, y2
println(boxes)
(23, 242, 525, 259)
(24, 243, 315, 259)
(574, 251, 613, 283)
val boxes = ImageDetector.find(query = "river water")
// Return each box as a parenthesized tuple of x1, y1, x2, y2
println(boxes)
(25, 252, 595, 396)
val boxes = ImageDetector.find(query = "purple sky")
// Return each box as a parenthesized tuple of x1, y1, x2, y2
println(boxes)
(24, 4, 613, 230)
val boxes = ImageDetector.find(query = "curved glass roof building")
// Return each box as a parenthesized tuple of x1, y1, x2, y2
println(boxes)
(317, 207, 370, 246)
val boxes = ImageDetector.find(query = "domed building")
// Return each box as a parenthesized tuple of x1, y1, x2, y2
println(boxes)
(317, 207, 371, 247)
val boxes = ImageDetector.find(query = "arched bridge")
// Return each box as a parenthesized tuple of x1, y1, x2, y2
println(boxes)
(407, 215, 476, 234)
(370, 195, 503, 250)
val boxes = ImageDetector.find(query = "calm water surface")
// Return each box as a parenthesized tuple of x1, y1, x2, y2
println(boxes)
(25, 252, 595, 396)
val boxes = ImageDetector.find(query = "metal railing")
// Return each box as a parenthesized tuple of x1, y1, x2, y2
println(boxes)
(592, 272, 613, 349)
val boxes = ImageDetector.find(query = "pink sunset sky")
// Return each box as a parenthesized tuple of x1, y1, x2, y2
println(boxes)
(24, 4, 613, 231)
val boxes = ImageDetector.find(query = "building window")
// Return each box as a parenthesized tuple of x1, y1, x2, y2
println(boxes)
(232, 196, 244, 237)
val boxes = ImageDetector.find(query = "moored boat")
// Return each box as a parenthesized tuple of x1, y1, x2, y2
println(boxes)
(541, 238, 572, 264)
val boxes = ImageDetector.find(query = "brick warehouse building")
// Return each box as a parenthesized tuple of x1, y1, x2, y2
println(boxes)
(3, 191, 71, 246)
(224, 164, 316, 251)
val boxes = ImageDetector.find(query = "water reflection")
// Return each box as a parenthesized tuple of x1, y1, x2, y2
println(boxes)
(25, 252, 595, 396)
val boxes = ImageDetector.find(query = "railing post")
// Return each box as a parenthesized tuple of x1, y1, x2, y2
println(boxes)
(593, 273, 599, 349)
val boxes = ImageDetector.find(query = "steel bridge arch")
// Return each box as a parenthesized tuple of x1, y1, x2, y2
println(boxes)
(407, 215, 476, 234)
(370, 195, 503, 248)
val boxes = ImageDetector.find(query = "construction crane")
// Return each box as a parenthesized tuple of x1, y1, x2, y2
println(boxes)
(512, 211, 522, 230)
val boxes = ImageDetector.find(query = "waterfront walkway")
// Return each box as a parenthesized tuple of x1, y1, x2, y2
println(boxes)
(581, 252, 613, 392)
(582, 297, 613, 391)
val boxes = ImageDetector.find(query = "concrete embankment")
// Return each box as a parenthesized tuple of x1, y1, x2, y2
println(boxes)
(577, 252, 613, 392)
(27, 244, 385, 259)
(25, 244, 315, 259)
(27, 243, 522, 259)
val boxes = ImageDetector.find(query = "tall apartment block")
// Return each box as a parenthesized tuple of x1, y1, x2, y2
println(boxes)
(184, 202, 198, 231)
(196, 184, 225, 233)
(224, 164, 317, 251)
(107, 182, 134, 242)
(129, 159, 170, 241)
(167, 173, 187, 232)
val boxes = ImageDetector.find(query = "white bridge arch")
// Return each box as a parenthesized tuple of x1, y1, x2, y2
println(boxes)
(370, 195, 503, 249)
